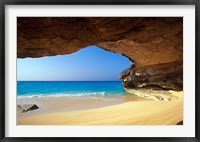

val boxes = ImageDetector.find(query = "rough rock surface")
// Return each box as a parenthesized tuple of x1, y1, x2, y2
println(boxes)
(120, 61, 182, 91)
(17, 17, 183, 91)
(17, 104, 39, 113)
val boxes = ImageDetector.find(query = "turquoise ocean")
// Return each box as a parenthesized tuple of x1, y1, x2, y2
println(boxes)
(17, 81, 127, 98)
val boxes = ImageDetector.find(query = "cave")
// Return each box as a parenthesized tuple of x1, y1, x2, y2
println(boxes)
(17, 17, 183, 91)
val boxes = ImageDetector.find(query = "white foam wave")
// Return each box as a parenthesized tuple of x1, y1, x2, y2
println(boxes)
(17, 92, 109, 98)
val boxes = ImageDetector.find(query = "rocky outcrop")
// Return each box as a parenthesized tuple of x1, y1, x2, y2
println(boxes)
(17, 17, 183, 91)
(17, 104, 39, 113)
(120, 61, 182, 91)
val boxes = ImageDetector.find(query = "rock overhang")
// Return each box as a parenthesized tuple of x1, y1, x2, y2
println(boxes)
(17, 17, 183, 91)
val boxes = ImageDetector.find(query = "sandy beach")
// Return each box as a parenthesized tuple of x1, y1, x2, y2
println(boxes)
(16, 17, 184, 127)
(17, 93, 183, 125)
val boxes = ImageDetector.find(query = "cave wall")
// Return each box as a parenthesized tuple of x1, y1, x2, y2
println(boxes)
(17, 17, 183, 90)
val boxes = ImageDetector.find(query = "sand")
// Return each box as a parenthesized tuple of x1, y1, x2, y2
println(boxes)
(17, 93, 183, 125)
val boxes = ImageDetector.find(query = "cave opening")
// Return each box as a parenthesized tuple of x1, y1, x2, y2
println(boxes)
(17, 45, 133, 81)
(17, 45, 133, 97)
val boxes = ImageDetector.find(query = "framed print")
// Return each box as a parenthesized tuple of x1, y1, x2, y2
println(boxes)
(0, 0, 199, 141)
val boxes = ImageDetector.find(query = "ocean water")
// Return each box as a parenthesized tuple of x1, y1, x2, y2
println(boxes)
(17, 81, 126, 98)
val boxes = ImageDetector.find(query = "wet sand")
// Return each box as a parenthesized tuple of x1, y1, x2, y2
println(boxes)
(17, 94, 183, 125)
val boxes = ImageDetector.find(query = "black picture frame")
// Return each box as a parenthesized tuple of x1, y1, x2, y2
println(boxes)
(0, 0, 199, 141)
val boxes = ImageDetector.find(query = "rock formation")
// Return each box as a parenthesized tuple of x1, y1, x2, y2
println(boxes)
(17, 17, 183, 91)
(17, 104, 39, 113)
(119, 61, 182, 91)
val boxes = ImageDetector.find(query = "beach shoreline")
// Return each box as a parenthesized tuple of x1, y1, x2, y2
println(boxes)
(17, 93, 183, 125)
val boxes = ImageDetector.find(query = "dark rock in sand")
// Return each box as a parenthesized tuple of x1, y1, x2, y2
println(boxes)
(17, 104, 39, 113)
(177, 121, 183, 125)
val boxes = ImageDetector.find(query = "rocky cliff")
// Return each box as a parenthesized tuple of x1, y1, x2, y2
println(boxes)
(17, 17, 183, 91)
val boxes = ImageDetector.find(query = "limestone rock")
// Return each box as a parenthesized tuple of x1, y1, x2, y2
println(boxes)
(120, 61, 182, 91)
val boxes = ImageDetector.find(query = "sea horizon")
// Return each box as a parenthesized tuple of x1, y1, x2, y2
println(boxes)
(17, 81, 126, 98)
(17, 80, 122, 82)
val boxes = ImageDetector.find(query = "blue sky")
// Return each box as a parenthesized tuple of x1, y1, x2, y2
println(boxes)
(17, 45, 132, 81)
